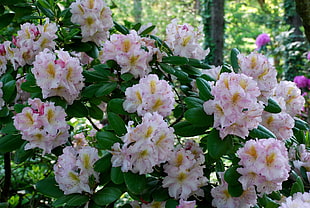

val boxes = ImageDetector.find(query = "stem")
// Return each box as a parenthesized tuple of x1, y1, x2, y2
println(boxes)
(1, 152, 11, 201)
(86, 117, 100, 131)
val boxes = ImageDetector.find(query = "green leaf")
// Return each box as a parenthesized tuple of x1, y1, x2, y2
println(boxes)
(159, 63, 175, 74)
(152, 187, 170, 202)
(162, 56, 189, 65)
(107, 98, 128, 115)
(14, 142, 35, 164)
(37, 0, 50, 8)
(14, 103, 27, 113)
(173, 69, 189, 81)
(139, 25, 156, 36)
(224, 166, 241, 186)
(290, 170, 304, 195)
(249, 125, 276, 139)
(53, 194, 89, 207)
(0, 13, 14, 29)
(184, 107, 213, 127)
(86, 43, 99, 59)
(114, 21, 129, 34)
(207, 129, 233, 159)
(0, 106, 9, 117)
(36, 1, 54, 19)
(82, 69, 110, 83)
(180, 65, 202, 76)
(88, 104, 103, 120)
(107, 112, 127, 136)
(165, 199, 179, 208)
(92, 187, 122, 206)
(82, 84, 102, 98)
(36, 177, 64, 198)
(94, 153, 112, 173)
(66, 101, 88, 118)
(20, 73, 41, 93)
(2, 80, 16, 103)
(111, 167, 124, 184)
(120, 73, 134, 81)
(123, 171, 147, 195)
(264, 98, 281, 113)
(294, 117, 310, 130)
(173, 121, 208, 137)
(0, 134, 24, 153)
(184, 97, 204, 108)
(201, 74, 217, 82)
(96, 131, 122, 150)
(227, 182, 243, 197)
(230, 48, 240, 73)
(95, 82, 117, 97)
(196, 77, 213, 101)
(188, 58, 210, 69)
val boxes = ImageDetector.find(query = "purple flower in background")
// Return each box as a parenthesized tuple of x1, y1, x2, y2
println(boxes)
(255, 33, 271, 49)
(307, 51, 310, 60)
(293, 75, 308, 88)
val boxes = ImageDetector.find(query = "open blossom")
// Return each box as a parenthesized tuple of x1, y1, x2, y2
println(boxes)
(237, 52, 277, 102)
(32, 49, 84, 104)
(9, 19, 57, 68)
(237, 138, 290, 195)
(0, 43, 8, 76)
(100, 30, 160, 78)
(165, 19, 209, 60)
(110, 112, 175, 174)
(294, 75, 309, 89)
(176, 199, 196, 208)
(273, 80, 305, 117)
(211, 173, 257, 208)
(203, 72, 264, 139)
(0, 82, 4, 110)
(162, 140, 208, 200)
(13, 98, 70, 155)
(255, 33, 270, 49)
(70, 0, 113, 46)
(54, 146, 99, 195)
(291, 144, 310, 183)
(123, 74, 175, 117)
(279, 192, 310, 208)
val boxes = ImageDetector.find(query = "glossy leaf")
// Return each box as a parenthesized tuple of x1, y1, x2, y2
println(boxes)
(92, 187, 122, 206)
(53, 194, 89, 207)
(230, 48, 240, 73)
(207, 129, 233, 159)
(96, 131, 122, 150)
(114, 21, 129, 34)
(0, 134, 24, 153)
(66, 101, 88, 118)
(228, 182, 243, 197)
(184, 97, 204, 108)
(249, 125, 276, 139)
(107, 98, 129, 115)
(196, 77, 213, 101)
(159, 62, 175, 74)
(107, 112, 127, 136)
(224, 166, 241, 186)
(0, 13, 15, 29)
(139, 25, 156, 35)
(111, 167, 124, 184)
(264, 98, 281, 113)
(123, 171, 147, 195)
(36, 177, 64, 198)
(173, 121, 208, 137)
(294, 117, 310, 130)
(184, 107, 213, 127)
(95, 82, 117, 97)
(162, 56, 189, 65)
(94, 153, 112, 173)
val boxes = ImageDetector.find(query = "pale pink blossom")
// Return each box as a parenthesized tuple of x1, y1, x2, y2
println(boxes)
(14, 98, 69, 155)
(176, 199, 196, 208)
(70, 0, 113, 46)
(237, 138, 290, 195)
(279, 192, 310, 208)
(123, 74, 175, 117)
(165, 19, 209, 60)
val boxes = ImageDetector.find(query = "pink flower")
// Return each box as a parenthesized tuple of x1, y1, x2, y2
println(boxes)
(176, 199, 196, 208)
(307, 51, 310, 60)
(294, 75, 308, 88)
(255, 33, 270, 49)
(237, 138, 290, 195)
(123, 74, 175, 117)
(279, 192, 310, 207)
(14, 98, 70, 155)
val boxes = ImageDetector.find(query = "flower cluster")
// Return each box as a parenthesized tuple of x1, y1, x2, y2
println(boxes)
(294, 75, 310, 89)
(290, 144, 310, 183)
(237, 52, 277, 102)
(162, 140, 208, 200)
(4, 19, 57, 71)
(70, 0, 113, 46)
(100, 30, 160, 78)
(211, 172, 257, 208)
(111, 112, 175, 174)
(32, 49, 84, 105)
(255, 33, 270, 50)
(203, 72, 264, 139)
(13, 98, 70, 155)
(123, 74, 175, 117)
(279, 192, 310, 207)
(237, 138, 290, 195)
(0, 81, 4, 110)
(54, 146, 99, 195)
(165, 19, 209, 60)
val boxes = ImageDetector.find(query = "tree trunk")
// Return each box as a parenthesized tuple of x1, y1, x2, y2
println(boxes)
(295, 0, 310, 42)
(133, 0, 142, 23)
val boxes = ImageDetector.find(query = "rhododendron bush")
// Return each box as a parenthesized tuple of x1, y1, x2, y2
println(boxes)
(0, 0, 310, 208)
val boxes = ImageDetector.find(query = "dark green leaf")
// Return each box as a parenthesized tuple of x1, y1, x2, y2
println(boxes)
(36, 177, 64, 198)
(14, 142, 35, 164)
(111, 167, 124, 184)
(107, 98, 129, 115)
(114, 21, 129, 34)
(0, 134, 24, 153)
(294, 117, 310, 130)
(81, 84, 102, 98)
(290, 170, 304, 195)
(162, 56, 189, 65)
(227, 182, 243, 197)
(37, 0, 50, 8)
(188, 58, 210, 69)
(36, 2, 54, 19)
(95, 82, 117, 97)
(88, 104, 103, 120)
(92, 187, 122, 206)
(184, 107, 213, 127)
(196, 77, 213, 101)
(107, 112, 127, 136)
(120, 73, 134, 81)
(123, 171, 147, 195)
(249, 125, 276, 139)
(20, 73, 41, 93)
(201, 74, 217, 82)
(94, 153, 112, 173)
(96, 131, 122, 150)
(0, 13, 14, 29)
(180, 65, 202, 76)
(86, 43, 99, 58)
(207, 129, 233, 159)
(139, 25, 156, 36)
(152, 187, 170, 202)
(173, 69, 189, 81)
(2, 79, 16, 103)
(159, 63, 175, 74)
(184, 97, 204, 108)
(165, 199, 178, 208)
(53, 194, 89, 207)
(173, 121, 208, 137)
(230, 48, 240, 73)
(0, 106, 9, 117)
(264, 98, 281, 113)
(66, 101, 88, 118)
(224, 166, 241, 186)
